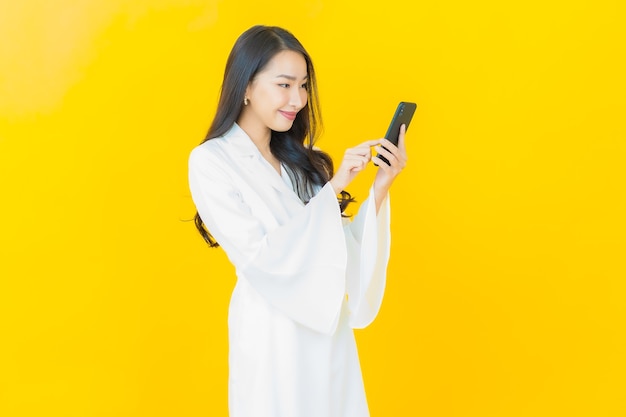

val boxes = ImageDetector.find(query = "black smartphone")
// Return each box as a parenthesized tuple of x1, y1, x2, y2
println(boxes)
(378, 101, 417, 165)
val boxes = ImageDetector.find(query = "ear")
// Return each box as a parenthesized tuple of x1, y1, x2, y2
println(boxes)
(244, 82, 253, 101)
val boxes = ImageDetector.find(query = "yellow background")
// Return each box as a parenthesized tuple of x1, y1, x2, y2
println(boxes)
(1, 0, 624, 416)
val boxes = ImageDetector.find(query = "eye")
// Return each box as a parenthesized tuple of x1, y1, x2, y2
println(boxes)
(278, 83, 290, 88)
(300, 83, 308, 89)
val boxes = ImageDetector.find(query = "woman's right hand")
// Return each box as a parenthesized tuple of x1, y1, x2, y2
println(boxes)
(329, 139, 383, 195)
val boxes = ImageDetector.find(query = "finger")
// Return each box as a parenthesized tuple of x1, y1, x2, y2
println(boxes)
(344, 152, 371, 163)
(379, 135, 407, 164)
(348, 162, 367, 173)
(345, 147, 372, 159)
(376, 140, 403, 166)
(397, 124, 407, 154)
(375, 145, 396, 164)
(343, 155, 370, 171)
(372, 153, 392, 172)
(357, 139, 384, 148)
(378, 138, 398, 151)
(379, 125, 407, 151)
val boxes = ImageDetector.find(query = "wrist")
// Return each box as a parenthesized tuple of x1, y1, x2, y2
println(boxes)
(374, 179, 390, 196)
(329, 178, 344, 195)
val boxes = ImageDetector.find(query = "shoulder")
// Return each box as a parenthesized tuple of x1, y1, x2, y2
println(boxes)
(189, 123, 256, 165)
(189, 124, 257, 184)
(189, 124, 240, 167)
(189, 137, 226, 165)
(188, 135, 234, 184)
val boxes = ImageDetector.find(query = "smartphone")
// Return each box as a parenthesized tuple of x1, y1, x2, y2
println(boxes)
(378, 101, 417, 165)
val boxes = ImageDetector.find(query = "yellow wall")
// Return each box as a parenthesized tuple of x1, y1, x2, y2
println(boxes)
(1, 1, 624, 416)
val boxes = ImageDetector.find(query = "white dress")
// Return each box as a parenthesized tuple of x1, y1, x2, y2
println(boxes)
(188, 123, 390, 417)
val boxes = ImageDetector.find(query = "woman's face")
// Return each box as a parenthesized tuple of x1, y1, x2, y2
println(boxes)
(243, 50, 309, 133)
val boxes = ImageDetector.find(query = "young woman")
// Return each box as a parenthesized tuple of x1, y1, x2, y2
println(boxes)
(188, 25, 407, 417)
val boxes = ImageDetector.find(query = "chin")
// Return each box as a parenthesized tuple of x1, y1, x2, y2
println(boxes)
(271, 121, 295, 132)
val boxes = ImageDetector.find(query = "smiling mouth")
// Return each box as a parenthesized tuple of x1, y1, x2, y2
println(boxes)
(279, 111, 297, 121)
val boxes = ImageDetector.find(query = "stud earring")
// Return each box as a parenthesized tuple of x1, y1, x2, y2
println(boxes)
(244, 97, 249, 106)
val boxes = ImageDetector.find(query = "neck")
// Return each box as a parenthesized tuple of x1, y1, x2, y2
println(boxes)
(237, 114, 280, 173)
(237, 110, 271, 152)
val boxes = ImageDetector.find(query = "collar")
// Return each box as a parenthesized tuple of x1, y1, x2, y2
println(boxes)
(223, 124, 304, 205)
(222, 123, 263, 158)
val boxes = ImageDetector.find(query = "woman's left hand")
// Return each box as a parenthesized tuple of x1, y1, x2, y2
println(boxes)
(372, 124, 408, 210)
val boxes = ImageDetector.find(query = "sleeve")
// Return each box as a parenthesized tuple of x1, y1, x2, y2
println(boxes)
(188, 146, 347, 335)
(343, 186, 391, 328)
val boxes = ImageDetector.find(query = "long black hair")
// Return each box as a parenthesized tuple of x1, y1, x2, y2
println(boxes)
(194, 25, 354, 247)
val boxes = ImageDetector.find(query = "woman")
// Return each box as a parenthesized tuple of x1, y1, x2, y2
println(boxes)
(188, 25, 407, 417)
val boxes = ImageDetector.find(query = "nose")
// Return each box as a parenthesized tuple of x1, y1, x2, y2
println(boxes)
(290, 86, 306, 109)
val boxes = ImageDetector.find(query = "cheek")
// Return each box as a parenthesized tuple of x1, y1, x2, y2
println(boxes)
(266, 87, 289, 106)
(301, 90, 308, 106)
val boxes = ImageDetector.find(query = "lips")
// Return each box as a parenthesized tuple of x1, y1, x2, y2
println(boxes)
(279, 110, 297, 121)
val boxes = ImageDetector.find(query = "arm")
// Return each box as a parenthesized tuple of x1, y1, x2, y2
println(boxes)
(188, 146, 347, 334)
(343, 186, 391, 328)
(334, 125, 408, 327)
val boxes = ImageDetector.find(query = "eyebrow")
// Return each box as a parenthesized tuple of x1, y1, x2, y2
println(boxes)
(275, 74, 309, 81)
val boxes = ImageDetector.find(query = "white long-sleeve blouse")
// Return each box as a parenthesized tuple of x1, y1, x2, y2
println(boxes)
(188, 123, 390, 417)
